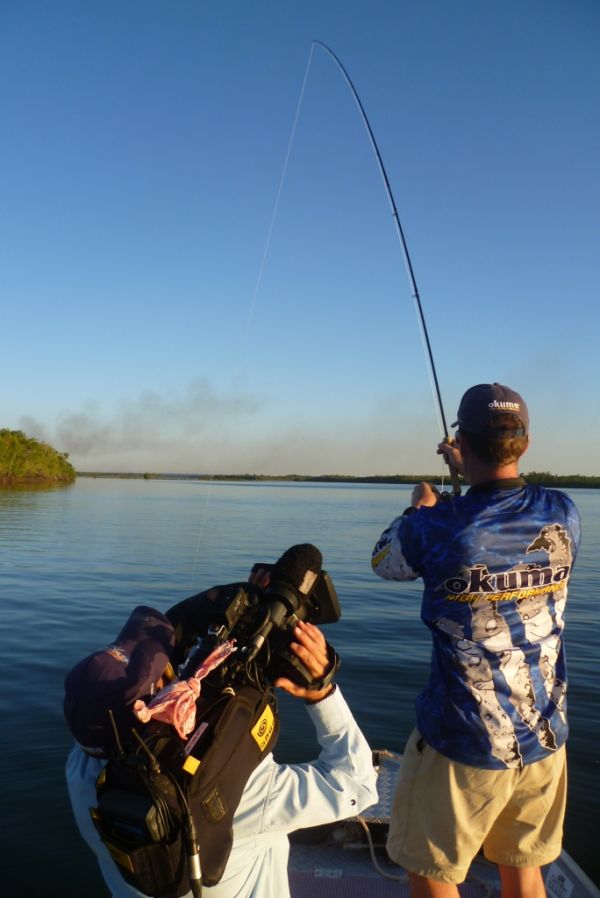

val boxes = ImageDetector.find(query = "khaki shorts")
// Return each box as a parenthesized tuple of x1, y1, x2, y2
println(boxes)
(387, 728, 567, 884)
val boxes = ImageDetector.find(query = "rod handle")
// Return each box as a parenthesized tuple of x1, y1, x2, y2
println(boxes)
(439, 436, 462, 496)
(448, 464, 462, 496)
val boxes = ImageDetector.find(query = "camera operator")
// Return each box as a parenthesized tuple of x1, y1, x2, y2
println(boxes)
(64, 545, 377, 898)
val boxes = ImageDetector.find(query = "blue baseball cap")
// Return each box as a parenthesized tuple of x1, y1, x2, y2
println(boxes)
(452, 383, 529, 436)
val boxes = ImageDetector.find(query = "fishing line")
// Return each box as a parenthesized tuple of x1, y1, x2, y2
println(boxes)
(189, 48, 320, 591)
(189, 46, 313, 588)
(244, 44, 316, 337)
(188, 46, 318, 591)
(189, 473, 217, 591)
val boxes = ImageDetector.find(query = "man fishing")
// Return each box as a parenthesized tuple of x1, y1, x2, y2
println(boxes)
(371, 383, 581, 898)
(64, 544, 378, 898)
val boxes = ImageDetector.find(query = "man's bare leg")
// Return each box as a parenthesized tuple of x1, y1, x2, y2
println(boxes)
(409, 866, 546, 898)
(408, 872, 460, 898)
(498, 864, 546, 898)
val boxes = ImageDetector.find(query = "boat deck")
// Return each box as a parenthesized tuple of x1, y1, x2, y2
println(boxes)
(288, 751, 599, 898)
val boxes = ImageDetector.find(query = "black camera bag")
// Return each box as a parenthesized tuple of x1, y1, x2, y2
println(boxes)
(91, 684, 279, 898)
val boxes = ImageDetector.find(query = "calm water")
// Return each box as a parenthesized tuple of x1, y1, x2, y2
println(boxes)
(1, 478, 598, 894)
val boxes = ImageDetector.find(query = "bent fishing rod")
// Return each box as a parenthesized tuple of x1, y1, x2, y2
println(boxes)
(312, 41, 461, 495)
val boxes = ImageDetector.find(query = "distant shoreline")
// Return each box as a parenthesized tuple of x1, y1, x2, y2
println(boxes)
(0, 429, 76, 485)
(76, 471, 600, 488)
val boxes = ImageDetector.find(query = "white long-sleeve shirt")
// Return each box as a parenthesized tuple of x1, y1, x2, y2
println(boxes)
(66, 686, 378, 898)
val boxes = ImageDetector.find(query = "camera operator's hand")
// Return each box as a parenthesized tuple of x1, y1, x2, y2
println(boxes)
(274, 621, 335, 703)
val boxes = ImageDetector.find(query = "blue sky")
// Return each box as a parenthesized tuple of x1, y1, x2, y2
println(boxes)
(2, 1, 598, 475)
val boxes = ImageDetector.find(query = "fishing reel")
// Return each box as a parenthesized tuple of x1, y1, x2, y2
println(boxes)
(429, 484, 454, 504)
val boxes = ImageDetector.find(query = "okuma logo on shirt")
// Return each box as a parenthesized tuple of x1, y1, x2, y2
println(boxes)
(442, 523, 573, 602)
(443, 562, 570, 602)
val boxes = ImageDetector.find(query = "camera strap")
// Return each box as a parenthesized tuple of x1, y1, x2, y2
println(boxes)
(305, 642, 340, 692)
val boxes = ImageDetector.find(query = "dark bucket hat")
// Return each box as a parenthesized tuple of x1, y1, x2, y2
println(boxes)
(64, 605, 175, 758)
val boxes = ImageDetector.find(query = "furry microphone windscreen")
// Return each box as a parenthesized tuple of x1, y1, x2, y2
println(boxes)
(271, 544, 322, 590)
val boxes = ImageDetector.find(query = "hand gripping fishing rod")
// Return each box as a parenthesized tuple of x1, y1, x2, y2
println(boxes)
(313, 41, 461, 495)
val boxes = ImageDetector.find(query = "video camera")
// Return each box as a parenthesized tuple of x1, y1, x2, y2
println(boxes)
(181, 543, 341, 692)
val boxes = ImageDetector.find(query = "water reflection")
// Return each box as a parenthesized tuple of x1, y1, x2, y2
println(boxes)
(0, 478, 597, 894)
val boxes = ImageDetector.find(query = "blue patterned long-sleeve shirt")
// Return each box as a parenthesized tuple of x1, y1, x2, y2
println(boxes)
(372, 479, 581, 769)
